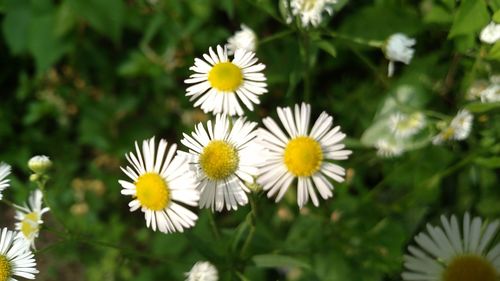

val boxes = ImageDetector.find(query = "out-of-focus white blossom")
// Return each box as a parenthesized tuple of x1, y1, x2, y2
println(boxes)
(384, 33, 416, 77)
(226, 24, 257, 55)
(480, 21, 500, 44)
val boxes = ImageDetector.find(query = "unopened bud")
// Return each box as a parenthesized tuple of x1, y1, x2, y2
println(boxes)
(28, 155, 52, 175)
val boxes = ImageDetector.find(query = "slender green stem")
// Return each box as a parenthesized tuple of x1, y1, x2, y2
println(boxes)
(207, 211, 221, 240)
(0, 198, 15, 208)
(258, 29, 295, 46)
(240, 196, 257, 257)
(300, 32, 312, 102)
(324, 30, 384, 48)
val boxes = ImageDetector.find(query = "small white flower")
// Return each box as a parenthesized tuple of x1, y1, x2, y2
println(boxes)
(374, 139, 404, 158)
(184, 45, 267, 116)
(180, 114, 262, 212)
(480, 84, 500, 103)
(185, 261, 218, 281)
(480, 21, 500, 44)
(28, 155, 52, 175)
(385, 33, 416, 77)
(0, 163, 11, 201)
(432, 110, 473, 145)
(0, 227, 39, 280)
(402, 213, 500, 281)
(389, 112, 426, 139)
(14, 189, 50, 249)
(258, 103, 352, 208)
(226, 24, 257, 56)
(289, 0, 338, 27)
(466, 80, 489, 101)
(119, 137, 200, 234)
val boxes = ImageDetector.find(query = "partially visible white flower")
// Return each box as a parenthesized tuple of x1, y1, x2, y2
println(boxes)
(480, 84, 500, 103)
(433, 110, 473, 145)
(480, 21, 500, 44)
(28, 155, 52, 175)
(389, 112, 426, 139)
(289, 0, 338, 27)
(185, 261, 218, 281)
(0, 162, 11, 201)
(14, 189, 50, 249)
(467, 80, 489, 101)
(374, 139, 404, 158)
(384, 33, 416, 77)
(0, 227, 39, 280)
(226, 24, 257, 56)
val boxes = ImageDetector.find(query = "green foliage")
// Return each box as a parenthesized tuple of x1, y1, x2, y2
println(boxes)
(1, 0, 499, 281)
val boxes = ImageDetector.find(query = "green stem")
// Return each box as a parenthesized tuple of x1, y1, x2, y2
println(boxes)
(258, 29, 295, 46)
(325, 31, 384, 48)
(207, 211, 221, 240)
(0, 198, 15, 208)
(300, 33, 312, 102)
(240, 196, 257, 257)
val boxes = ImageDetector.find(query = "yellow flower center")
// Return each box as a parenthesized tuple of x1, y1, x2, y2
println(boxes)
(284, 136, 323, 177)
(21, 212, 40, 239)
(208, 62, 243, 92)
(199, 140, 239, 180)
(442, 255, 497, 281)
(135, 173, 170, 211)
(301, 0, 317, 11)
(0, 255, 11, 281)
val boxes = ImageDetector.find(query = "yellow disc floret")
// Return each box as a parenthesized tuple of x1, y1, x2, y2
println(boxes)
(208, 62, 243, 92)
(442, 255, 497, 281)
(199, 140, 239, 180)
(0, 255, 11, 281)
(135, 173, 170, 211)
(21, 212, 40, 239)
(284, 136, 323, 177)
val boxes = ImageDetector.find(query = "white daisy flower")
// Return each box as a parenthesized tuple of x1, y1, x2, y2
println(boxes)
(0, 227, 39, 280)
(384, 33, 416, 77)
(480, 84, 500, 103)
(402, 213, 500, 281)
(389, 112, 426, 139)
(258, 103, 352, 208)
(480, 21, 500, 44)
(433, 110, 473, 145)
(27, 155, 52, 175)
(184, 45, 267, 116)
(0, 163, 11, 201)
(185, 261, 218, 281)
(289, 0, 338, 27)
(226, 24, 257, 56)
(180, 114, 261, 212)
(119, 137, 200, 234)
(14, 189, 50, 249)
(374, 138, 404, 158)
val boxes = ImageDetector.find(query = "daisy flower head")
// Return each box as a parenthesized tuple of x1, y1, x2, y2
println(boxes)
(258, 103, 352, 208)
(226, 24, 257, 56)
(374, 138, 404, 158)
(389, 111, 426, 139)
(0, 227, 39, 281)
(0, 163, 11, 201)
(184, 45, 267, 116)
(185, 261, 218, 281)
(14, 189, 50, 249)
(119, 137, 200, 234)
(288, 0, 338, 27)
(480, 84, 500, 103)
(179, 114, 261, 212)
(432, 110, 473, 145)
(402, 213, 500, 281)
(480, 21, 500, 44)
(384, 33, 416, 77)
(27, 155, 52, 175)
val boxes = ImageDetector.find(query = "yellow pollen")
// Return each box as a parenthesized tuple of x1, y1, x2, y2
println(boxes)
(135, 173, 170, 211)
(0, 255, 11, 281)
(21, 212, 40, 239)
(199, 140, 239, 180)
(208, 62, 243, 92)
(284, 136, 323, 177)
(442, 255, 497, 281)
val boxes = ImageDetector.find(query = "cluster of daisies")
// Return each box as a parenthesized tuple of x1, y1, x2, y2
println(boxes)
(0, 156, 52, 281)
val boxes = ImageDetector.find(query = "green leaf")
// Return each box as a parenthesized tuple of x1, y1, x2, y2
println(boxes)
(2, 0, 31, 54)
(315, 40, 337, 57)
(494, 10, 500, 23)
(465, 102, 500, 113)
(449, 0, 489, 38)
(488, 41, 500, 60)
(253, 254, 311, 270)
(67, 0, 124, 42)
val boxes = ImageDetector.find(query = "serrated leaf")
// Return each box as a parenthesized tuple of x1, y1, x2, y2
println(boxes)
(449, 0, 489, 38)
(253, 254, 311, 270)
(315, 40, 337, 57)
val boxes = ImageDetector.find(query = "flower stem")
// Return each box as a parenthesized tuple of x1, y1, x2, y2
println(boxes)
(240, 195, 257, 257)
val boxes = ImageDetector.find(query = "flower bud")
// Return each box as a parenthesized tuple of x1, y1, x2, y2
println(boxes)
(28, 155, 52, 175)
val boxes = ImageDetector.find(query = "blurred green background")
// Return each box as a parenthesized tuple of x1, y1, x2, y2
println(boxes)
(1, 0, 499, 280)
